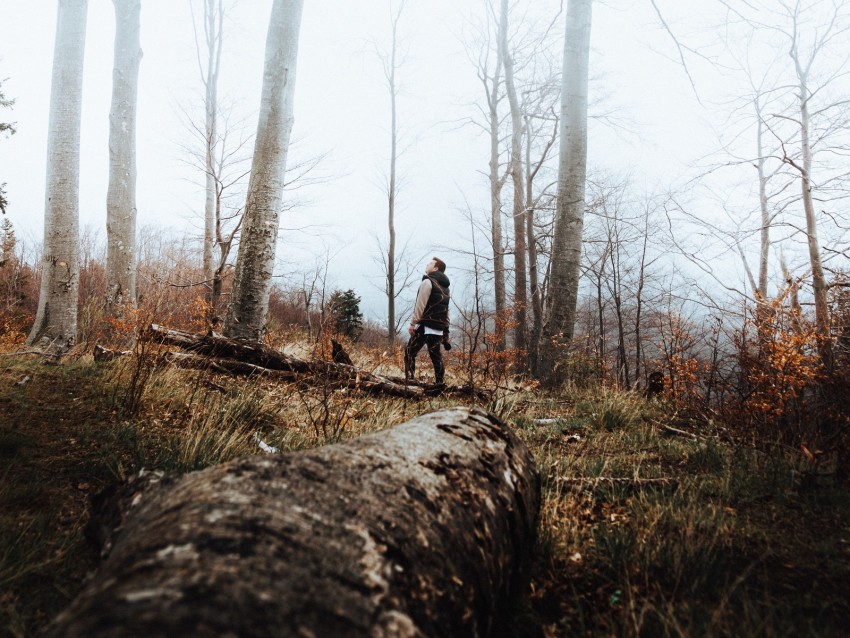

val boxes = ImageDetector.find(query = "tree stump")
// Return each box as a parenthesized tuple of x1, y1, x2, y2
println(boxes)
(47, 407, 540, 637)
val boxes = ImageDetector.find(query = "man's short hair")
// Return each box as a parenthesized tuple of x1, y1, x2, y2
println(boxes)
(433, 256, 446, 272)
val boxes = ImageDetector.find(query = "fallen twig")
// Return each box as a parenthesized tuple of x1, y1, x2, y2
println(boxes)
(661, 423, 700, 439)
(555, 476, 679, 489)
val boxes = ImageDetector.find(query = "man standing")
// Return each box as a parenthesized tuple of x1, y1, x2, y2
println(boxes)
(405, 257, 450, 384)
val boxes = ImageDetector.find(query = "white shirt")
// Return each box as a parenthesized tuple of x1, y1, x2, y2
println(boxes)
(415, 324, 444, 336)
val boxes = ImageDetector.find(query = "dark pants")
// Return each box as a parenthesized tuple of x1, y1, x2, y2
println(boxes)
(405, 328, 444, 384)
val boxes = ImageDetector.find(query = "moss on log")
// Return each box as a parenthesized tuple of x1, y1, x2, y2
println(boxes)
(47, 407, 540, 637)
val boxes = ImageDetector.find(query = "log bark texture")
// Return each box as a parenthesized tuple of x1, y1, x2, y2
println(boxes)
(47, 407, 540, 638)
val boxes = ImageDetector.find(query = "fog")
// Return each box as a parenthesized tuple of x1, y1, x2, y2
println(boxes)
(1, 0, 845, 320)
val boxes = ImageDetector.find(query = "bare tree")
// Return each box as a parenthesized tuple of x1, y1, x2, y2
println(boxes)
(522, 72, 560, 374)
(27, 0, 88, 352)
(753, 93, 773, 304)
(461, 1, 508, 350)
(540, 0, 592, 384)
(381, 0, 406, 350)
(105, 0, 142, 307)
(223, 0, 304, 341)
(177, 101, 254, 315)
(498, 0, 529, 361)
(633, 196, 662, 386)
(710, 0, 850, 365)
(190, 0, 224, 309)
(784, 0, 840, 367)
(583, 226, 609, 376)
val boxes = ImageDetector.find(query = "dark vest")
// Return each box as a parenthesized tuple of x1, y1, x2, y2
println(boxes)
(420, 272, 450, 330)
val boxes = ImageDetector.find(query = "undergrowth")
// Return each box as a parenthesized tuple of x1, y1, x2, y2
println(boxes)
(520, 389, 850, 637)
(0, 353, 848, 637)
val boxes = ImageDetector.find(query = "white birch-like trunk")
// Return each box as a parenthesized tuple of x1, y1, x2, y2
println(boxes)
(105, 0, 141, 307)
(488, 59, 507, 351)
(200, 0, 223, 309)
(499, 0, 528, 358)
(386, 2, 403, 350)
(27, 0, 88, 351)
(796, 71, 832, 365)
(755, 108, 770, 302)
(223, 0, 304, 341)
(525, 120, 542, 371)
(541, 0, 592, 383)
(788, 24, 832, 367)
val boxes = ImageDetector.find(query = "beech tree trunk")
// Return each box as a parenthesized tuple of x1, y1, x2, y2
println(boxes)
(193, 0, 224, 310)
(105, 0, 142, 307)
(224, 0, 304, 340)
(754, 101, 770, 303)
(484, 27, 507, 352)
(26, 0, 88, 352)
(791, 38, 832, 368)
(499, 0, 528, 361)
(46, 407, 540, 638)
(540, 0, 592, 385)
(384, 1, 405, 350)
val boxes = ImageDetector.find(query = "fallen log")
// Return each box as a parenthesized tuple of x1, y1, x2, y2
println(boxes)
(383, 373, 495, 401)
(93, 345, 301, 381)
(143, 324, 313, 373)
(46, 407, 540, 638)
(137, 324, 491, 400)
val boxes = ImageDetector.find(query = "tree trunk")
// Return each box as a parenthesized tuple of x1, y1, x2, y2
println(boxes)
(748, 97, 774, 347)
(792, 48, 832, 368)
(780, 251, 802, 331)
(633, 208, 649, 387)
(223, 0, 304, 341)
(105, 0, 141, 307)
(606, 236, 629, 388)
(525, 118, 543, 375)
(524, 109, 558, 377)
(755, 102, 770, 303)
(540, 0, 592, 386)
(201, 0, 223, 311)
(46, 407, 540, 638)
(499, 0, 528, 361)
(595, 257, 605, 375)
(26, 0, 88, 352)
(386, 2, 404, 351)
(487, 50, 507, 352)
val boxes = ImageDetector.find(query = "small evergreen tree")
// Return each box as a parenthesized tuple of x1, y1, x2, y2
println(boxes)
(329, 289, 363, 342)
(0, 217, 31, 337)
(0, 217, 15, 266)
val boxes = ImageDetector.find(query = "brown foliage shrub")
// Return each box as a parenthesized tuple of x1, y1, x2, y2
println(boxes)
(727, 299, 823, 443)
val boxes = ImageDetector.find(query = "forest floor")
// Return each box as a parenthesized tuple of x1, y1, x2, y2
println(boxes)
(1, 352, 850, 637)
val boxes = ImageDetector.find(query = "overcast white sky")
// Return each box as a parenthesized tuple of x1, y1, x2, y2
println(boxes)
(0, 1, 737, 320)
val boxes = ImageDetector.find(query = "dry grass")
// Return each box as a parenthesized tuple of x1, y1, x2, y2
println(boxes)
(515, 390, 850, 637)
(1, 347, 849, 637)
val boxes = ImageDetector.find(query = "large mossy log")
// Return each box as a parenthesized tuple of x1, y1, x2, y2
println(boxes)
(47, 407, 540, 637)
